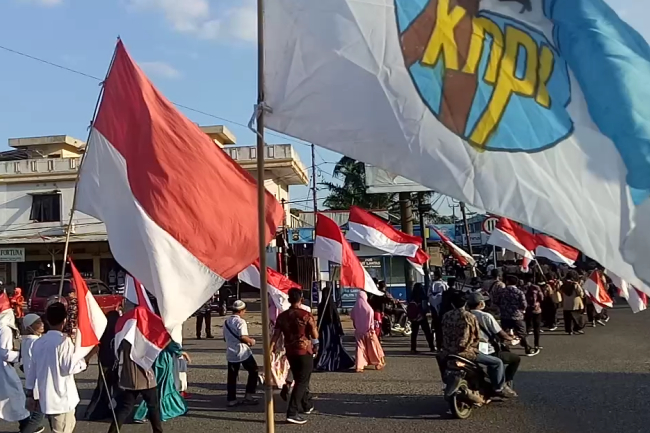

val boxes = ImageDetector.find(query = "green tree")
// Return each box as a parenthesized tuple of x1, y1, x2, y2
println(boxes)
(321, 156, 394, 210)
(321, 157, 458, 226)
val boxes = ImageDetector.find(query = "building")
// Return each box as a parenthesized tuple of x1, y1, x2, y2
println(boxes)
(0, 125, 308, 291)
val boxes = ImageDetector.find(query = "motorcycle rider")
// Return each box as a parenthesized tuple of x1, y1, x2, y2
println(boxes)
(467, 293, 521, 390)
(439, 295, 517, 398)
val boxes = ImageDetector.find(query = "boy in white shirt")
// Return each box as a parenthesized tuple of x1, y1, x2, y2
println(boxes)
(25, 303, 97, 433)
(19, 314, 45, 433)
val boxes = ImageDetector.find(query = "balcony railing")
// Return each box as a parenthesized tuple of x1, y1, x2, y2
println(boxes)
(223, 144, 296, 162)
(0, 157, 80, 176)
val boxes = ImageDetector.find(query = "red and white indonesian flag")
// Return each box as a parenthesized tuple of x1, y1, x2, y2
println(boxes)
(584, 271, 614, 313)
(609, 273, 648, 314)
(124, 274, 154, 312)
(70, 258, 107, 364)
(535, 234, 579, 267)
(488, 218, 537, 260)
(76, 41, 284, 333)
(347, 206, 421, 257)
(115, 275, 171, 370)
(346, 206, 429, 275)
(407, 248, 429, 276)
(314, 213, 382, 296)
(239, 261, 301, 312)
(432, 226, 474, 267)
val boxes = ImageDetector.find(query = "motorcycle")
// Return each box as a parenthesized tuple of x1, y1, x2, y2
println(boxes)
(442, 354, 494, 419)
(382, 300, 412, 337)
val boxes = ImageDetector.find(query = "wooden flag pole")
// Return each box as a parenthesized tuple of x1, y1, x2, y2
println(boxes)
(256, 0, 276, 431)
(58, 40, 119, 298)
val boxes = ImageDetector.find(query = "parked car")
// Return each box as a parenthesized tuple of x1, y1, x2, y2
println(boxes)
(27, 275, 123, 316)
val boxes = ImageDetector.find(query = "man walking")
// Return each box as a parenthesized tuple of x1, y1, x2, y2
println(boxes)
(494, 275, 540, 357)
(271, 289, 318, 425)
(224, 300, 258, 407)
(25, 303, 97, 433)
(108, 340, 163, 433)
(428, 270, 448, 350)
(195, 298, 214, 340)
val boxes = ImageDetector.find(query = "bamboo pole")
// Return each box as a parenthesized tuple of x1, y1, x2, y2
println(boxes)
(58, 40, 119, 297)
(256, 0, 275, 430)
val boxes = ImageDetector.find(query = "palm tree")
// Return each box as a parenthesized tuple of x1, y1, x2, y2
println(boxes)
(321, 156, 395, 210)
(322, 157, 458, 227)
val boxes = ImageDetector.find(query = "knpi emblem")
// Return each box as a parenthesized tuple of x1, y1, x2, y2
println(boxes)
(395, 0, 573, 152)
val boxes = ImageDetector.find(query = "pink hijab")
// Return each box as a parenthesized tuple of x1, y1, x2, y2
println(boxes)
(350, 291, 374, 338)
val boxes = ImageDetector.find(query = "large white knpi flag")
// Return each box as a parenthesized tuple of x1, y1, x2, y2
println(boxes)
(265, 0, 650, 294)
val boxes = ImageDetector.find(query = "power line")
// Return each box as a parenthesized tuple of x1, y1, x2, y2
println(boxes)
(0, 44, 316, 150)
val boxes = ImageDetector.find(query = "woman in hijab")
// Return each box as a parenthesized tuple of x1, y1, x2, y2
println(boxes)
(315, 286, 354, 371)
(84, 310, 121, 420)
(133, 340, 191, 423)
(351, 291, 385, 373)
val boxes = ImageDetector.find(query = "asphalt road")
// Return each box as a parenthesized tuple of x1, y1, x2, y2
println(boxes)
(2, 303, 650, 433)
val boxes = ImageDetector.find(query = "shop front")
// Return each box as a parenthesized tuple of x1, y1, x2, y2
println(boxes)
(0, 241, 128, 295)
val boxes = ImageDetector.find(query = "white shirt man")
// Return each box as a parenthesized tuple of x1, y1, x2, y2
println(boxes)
(25, 303, 93, 433)
(0, 307, 30, 423)
(428, 273, 448, 313)
(224, 311, 253, 363)
(25, 331, 87, 415)
(223, 300, 258, 406)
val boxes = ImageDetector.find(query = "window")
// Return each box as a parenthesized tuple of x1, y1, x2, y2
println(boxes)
(88, 282, 112, 295)
(35, 281, 72, 298)
(30, 193, 61, 222)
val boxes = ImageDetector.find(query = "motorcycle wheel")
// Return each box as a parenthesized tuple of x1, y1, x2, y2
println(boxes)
(449, 380, 473, 419)
(402, 322, 412, 336)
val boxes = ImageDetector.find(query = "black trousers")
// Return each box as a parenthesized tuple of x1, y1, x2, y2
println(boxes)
(195, 312, 212, 337)
(286, 354, 313, 417)
(525, 312, 542, 347)
(497, 351, 521, 383)
(563, 310, 585, 333)
(501, 319, 531, 351)
(586, 304, 609, 322)
(541, 299, 557, 328)
(108, 388, 162, 433)
(227, 355, 259, 401)
(410, 319, 434, 351)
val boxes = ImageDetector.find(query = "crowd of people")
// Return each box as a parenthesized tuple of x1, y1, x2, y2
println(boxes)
(0, 262, 619, 431)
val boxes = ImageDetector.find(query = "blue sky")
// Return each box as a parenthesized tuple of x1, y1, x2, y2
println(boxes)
(0, 0, 341, 211)
(0, 0, 645, 215)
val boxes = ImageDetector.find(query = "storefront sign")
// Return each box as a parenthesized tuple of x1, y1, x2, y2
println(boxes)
(360, 257, 382, 269)
(0, 248, 25, 262)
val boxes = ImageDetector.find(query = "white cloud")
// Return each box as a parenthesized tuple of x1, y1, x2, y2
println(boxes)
(18, 0, 63, 6)
(225, 4, 257, 43)
(140, 61, 182, 79)
(126, 0, 256, 43)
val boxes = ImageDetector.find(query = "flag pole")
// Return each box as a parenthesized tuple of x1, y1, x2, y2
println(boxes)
(256, 0, 276, 431)
(58, 40, 119, 298)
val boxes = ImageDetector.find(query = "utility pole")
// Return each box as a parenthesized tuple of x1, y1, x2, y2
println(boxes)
(399, 192, 414, 299)
(417, 192, 431, 288)
(460, 201, 476, 277)
(280, 198, 289, 276)
(311, 143, 319, 308)
(311, 144, 318, 215)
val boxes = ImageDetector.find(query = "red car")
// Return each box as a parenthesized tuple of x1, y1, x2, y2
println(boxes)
(27, 275, 123, 316)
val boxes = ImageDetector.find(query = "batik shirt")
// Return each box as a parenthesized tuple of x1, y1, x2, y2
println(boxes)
(440, 308, 480, 361)
(494, 285, 527, 321)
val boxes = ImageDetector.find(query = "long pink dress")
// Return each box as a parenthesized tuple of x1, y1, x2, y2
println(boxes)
(351, 292, 385, 372)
